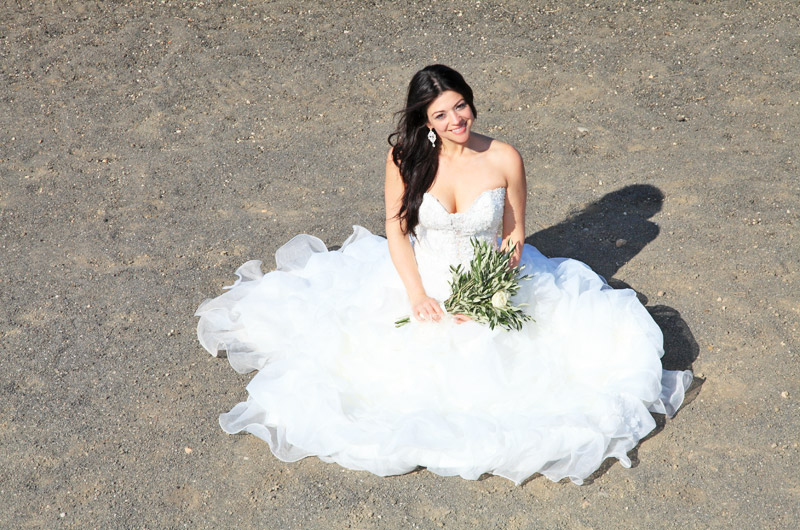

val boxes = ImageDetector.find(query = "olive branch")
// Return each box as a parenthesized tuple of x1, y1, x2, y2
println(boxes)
(395, 238, 533, 331)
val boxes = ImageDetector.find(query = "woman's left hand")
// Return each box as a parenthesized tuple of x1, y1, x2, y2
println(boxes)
(503, 238, 522, 268)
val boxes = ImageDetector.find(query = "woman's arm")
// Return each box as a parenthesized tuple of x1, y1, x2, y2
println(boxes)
(496, 145, 527, 267)
(385, 150, 443, 322)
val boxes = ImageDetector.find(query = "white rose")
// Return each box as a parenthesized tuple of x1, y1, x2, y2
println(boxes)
(491, 291, 508, 309)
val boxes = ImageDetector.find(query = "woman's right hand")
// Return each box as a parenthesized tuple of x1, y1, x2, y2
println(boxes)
(411, 295, 444, 322)
(453, 314, 473, 324)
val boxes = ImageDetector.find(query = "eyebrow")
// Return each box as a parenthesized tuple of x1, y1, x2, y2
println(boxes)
(430, 99, 466, 116)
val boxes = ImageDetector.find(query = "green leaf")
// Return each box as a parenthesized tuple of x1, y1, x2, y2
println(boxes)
(440, 237, 535, 331)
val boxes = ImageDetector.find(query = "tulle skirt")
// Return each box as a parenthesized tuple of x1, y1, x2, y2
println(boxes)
(196, 226, 691, 485)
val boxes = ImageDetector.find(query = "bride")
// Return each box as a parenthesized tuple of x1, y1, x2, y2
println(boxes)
(196, 65, 692, 485)
(385, 65, 526, 323)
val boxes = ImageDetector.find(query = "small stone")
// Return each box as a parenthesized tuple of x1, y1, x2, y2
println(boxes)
(184, 446, 193, 454)
(577, 127, 589, 135)
(615, 238, 627, 248)
(657, 291, 665, 297)
(780, 391, 790, 399)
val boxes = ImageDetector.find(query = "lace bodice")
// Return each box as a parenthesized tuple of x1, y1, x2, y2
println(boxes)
(413, 187, 506, 300)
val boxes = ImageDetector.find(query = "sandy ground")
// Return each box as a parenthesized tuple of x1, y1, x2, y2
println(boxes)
(1, 1, 799, 528)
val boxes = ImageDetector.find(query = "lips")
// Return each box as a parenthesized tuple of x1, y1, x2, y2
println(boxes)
(451, 124, 467, 134)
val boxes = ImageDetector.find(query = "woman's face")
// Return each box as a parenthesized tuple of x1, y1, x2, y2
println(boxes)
(425, 90, 474, 145)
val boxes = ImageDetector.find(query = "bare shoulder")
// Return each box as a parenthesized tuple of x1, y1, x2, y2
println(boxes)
(488, 138, 522, 163)
(478, 136, 524, 184)
(470, 134, 521, 162)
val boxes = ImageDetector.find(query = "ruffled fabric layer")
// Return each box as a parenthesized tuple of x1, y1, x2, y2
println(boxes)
(196, 226, 691, 485)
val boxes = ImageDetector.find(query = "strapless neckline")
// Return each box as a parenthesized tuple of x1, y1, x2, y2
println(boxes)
(423, 187, 505, 216)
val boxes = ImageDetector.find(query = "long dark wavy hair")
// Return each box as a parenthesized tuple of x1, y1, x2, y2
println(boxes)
(388, 65, 477, 235)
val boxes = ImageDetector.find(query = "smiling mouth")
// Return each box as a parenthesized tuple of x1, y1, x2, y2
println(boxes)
(451, 124, 467, 134)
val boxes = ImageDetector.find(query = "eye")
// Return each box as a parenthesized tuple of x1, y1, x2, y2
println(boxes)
(434, 113, 445, 120)
(456, 102, 467, 110)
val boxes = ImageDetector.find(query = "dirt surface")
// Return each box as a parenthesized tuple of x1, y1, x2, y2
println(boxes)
(2, 1, 798, 528)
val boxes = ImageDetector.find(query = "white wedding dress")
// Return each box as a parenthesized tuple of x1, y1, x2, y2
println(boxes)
(196, 187, 692, 485)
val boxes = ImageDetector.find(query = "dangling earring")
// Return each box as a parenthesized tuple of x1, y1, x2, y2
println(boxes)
(427, 128, 437, 147)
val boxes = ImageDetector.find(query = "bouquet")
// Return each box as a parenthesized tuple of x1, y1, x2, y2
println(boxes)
(395, 238, 533, 331)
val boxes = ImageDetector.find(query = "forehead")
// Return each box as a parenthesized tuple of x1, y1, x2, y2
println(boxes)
(427, 90, 465, 115)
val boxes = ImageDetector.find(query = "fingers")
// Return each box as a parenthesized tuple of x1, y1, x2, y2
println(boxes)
(453, 313, 473, 324)
(504, 239, 522, 268)
(413, 297, 443, 322)
(415, 308, 441, 322)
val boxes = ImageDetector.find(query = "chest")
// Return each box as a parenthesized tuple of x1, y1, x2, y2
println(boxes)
(429, 160, 506, 215)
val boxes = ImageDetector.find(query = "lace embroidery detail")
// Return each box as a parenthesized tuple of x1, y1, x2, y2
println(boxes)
(413, 187, 506, 300)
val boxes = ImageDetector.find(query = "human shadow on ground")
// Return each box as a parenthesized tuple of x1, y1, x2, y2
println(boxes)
(523, 184, 702, 486)
(525, 184, 699, 373)
(527, 184, 662, 282)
